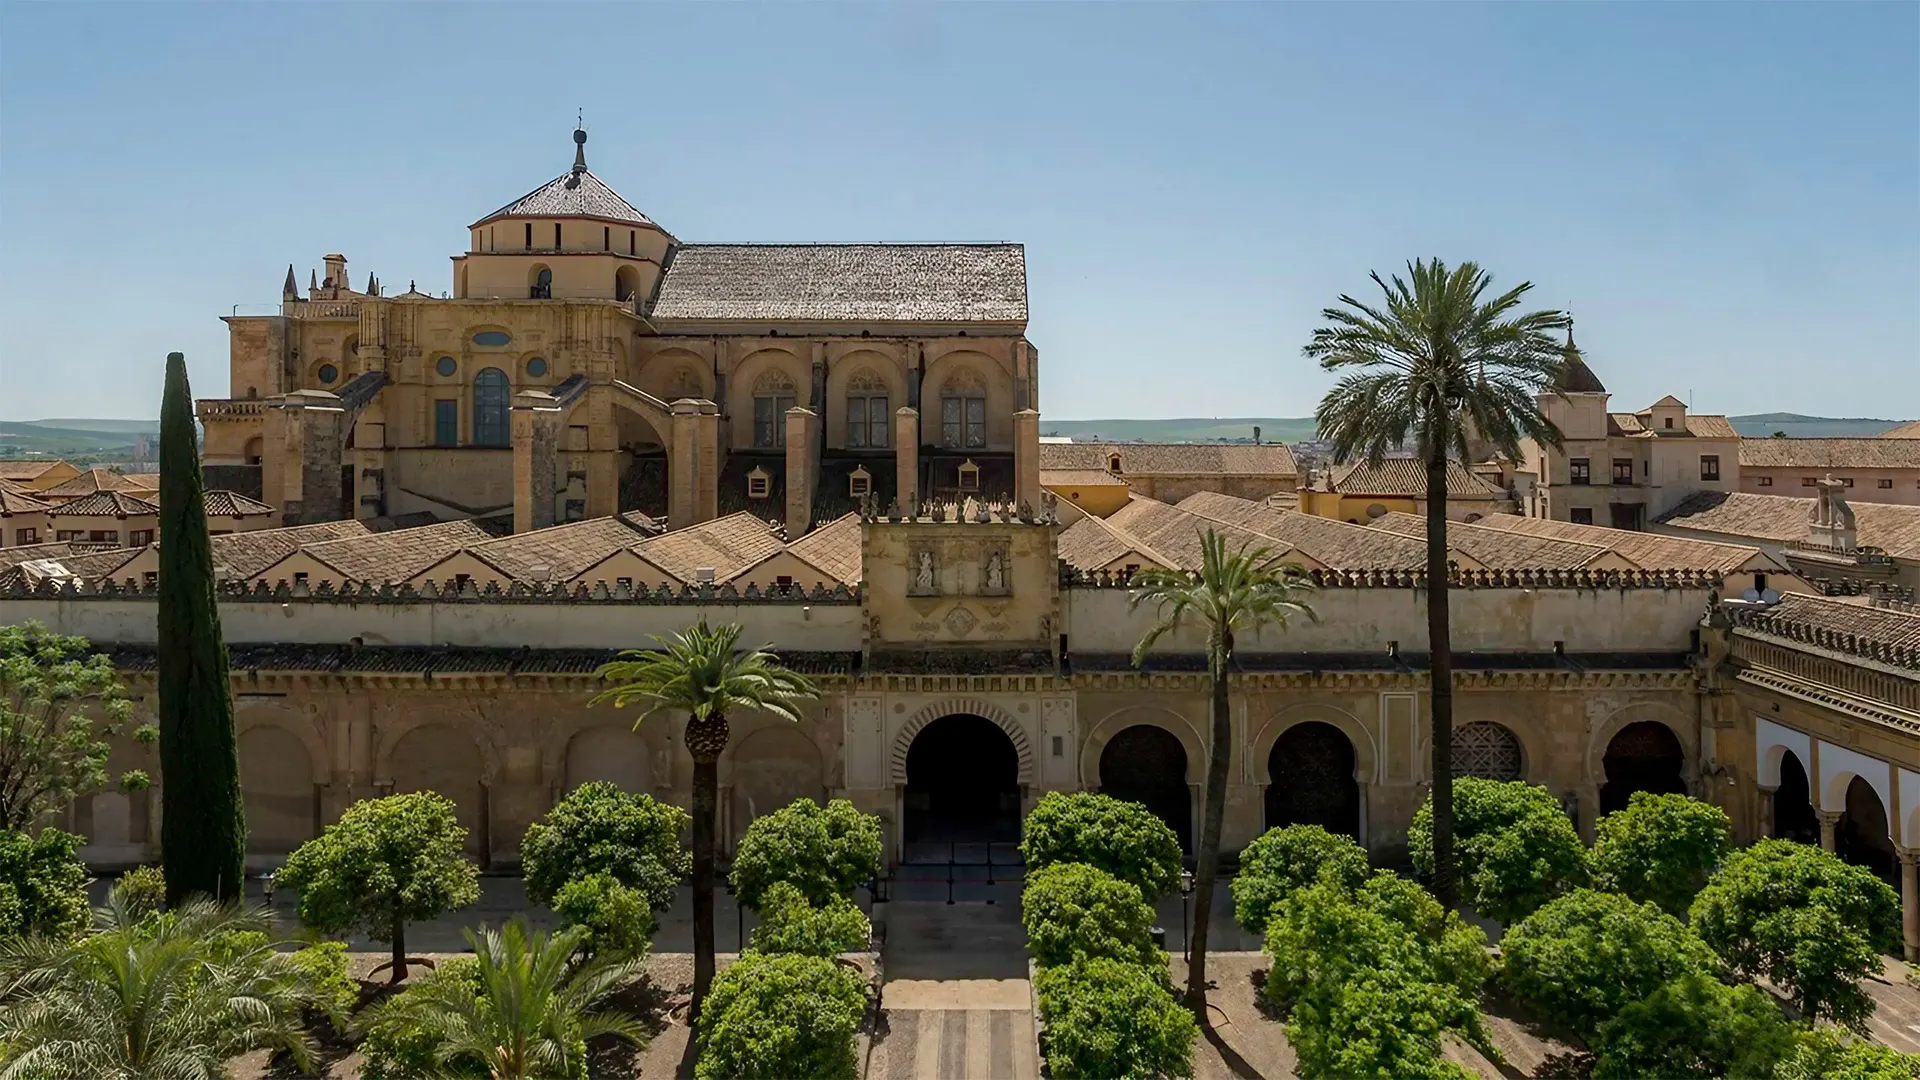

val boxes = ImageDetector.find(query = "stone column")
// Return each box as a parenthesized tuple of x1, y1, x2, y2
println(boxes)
(695, 404, 720, 524)
(1757, 785, 1777, 843)
(1901, 847, 1920, 962)
(895, 407, 919, 511)
(511, 389, 563, 534)
(1817, 809, 1843, 852)
(785, 406, 817, 538)
(669, 399, 702, 531)
(1013, 408, 1041, 509)
(271, 389, 349, 524)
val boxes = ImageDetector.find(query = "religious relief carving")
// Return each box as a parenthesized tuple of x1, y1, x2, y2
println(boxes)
(908, 543, 940, 596)
(944, 605, 978, 637)
(980, 538, 1011, 596)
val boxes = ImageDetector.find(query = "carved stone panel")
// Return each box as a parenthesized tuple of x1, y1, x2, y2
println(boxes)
(846, 695, 885, 789)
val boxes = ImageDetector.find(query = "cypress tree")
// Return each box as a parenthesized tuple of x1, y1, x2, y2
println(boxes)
(157, 352, 246, 904)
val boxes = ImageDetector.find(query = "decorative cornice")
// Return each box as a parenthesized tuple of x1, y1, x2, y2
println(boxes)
(0, 577, 860, 605)
(1738, 666, 1920, 736)
(1063, 566, 1725, 591)
(1728, 613, 1920, 674)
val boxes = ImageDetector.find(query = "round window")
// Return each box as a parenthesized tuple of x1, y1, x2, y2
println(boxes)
(316, 364, 338, 385)
(436, 356, 457, 377)
(472, 330, 512, 347)
(526, 357, 548, 378)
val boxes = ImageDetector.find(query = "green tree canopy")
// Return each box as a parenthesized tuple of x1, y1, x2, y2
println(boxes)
(1500, 888, 1721, 1042)
(694, 951, 867, 1080)
(1019, 791, 1185, 902)
(1410, 777, 1585, 924)
(277, 791, 480, 983)
(1022, 861, 1163, 970)
(1590, 972, 1797, 1080)
(1589, 791, 1732, 917)
(0, 828, 90, 940)
(729, 797, 882, 911)
(747, 882, 872, 958)
(1033, 957, 1197, 1080)
(1689, 838, 1901, 1029)
(1230, 824, 1370, 937)
(0, 622, 150, 832)
(1777, 1029, 1920, 1080)
(520, 781, 689, 912)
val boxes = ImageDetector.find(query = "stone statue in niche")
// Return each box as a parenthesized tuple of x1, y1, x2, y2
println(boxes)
(916, 551, 935, 592)
(985, 551, 1005, 592)
(908, 544, 939, 596)
(979, 539, 1012, 596)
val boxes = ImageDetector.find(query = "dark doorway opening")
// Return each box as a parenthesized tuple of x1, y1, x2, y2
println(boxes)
(1266, 721, 1360, 840)
(1600, 721, 1686, 816)
(904, 715, 1020, 844)
(1099, 725, 1191, 853)
(1839, 776, 1895, 885)
(1773, 751, 1818, 844)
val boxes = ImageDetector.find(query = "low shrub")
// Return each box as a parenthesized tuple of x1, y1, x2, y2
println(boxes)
(0, 828, 90, 940)
(1033, 957, 1196, 1080)
(695, 951, 867, 1080)
(114, 864, 168, 919)
(748, 881, 871, 957)
(1022, 862, 1162, 969)
(552, 872, 654, 960)
(1690, 838, 1901, 1029)
(287, 940, 360, 1030)
(1777, 1029, 1920, 1080)
(1590, 972, 1796, 1079)
(1286, 962, 1479, 1080)
(1588, 792, 1732, 917)
(1230, 824, 1369, 937)
(1410, 777, 1585, 924)
(1500, 888, 1720, 1042)
(520, 782, 689, 914)
(730, 799, 883, 911)
(1019, 792, 1183, 900)
(359, 957, 487, 1080)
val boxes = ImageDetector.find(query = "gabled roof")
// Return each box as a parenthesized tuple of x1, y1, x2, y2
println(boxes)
(1057, 513, 1176, 572)
(650, 244, 1028, 324)
(781, 513, 864, 585)
(0, 547, 145, 590)
(0, 541, 78, 570)
(263, 519, 496, 584)
(1473, 511, 1779, 573)
(1174, 491, 1437, 569)
(1367, 511, 1632, 571)
(205, 519, 374, 579)
(1328, 460, 1502, 498)
(0, 486, 52, 514)
(52, 491, 158, 517)
(1647, 395, 1688, 409)
(39, 468, 147, 500)
(0, 461, 68, 482)
(1556, 353, 1608, 394)
(202, 490, 276, 517)
(1039, 469, 1128, 488)
(1655, 491, 1920, 562)
(1743, 592, 1920, 653)
(472, 132, 658, 229)
(1883, 421, 1920, 439)
(1038, 442, 1298, 478)
(631, 512, 783, 582)
(1738, 438, 1920, 470)
(1608, 412, 1738, 439)
(414, 514, 658, 585)
(1102, 497, 1305, 572)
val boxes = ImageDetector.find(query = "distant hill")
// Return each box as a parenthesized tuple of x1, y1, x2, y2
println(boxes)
(1727, 414, 1908, 438)
(1040, 417, 1320, 444)
(0, 418, 156, 459)
(13, 418, 160, 434)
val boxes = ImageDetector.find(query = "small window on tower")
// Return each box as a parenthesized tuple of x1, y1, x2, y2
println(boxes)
(747, 467, 772, 500)
(603, 226, 610, 251)
(1108, 453, 1123, 473)
(524, 223, 533, 249)
(554, 223, 562, 248)
(849, 466, 872, 499)
(958, 459, 981, 493)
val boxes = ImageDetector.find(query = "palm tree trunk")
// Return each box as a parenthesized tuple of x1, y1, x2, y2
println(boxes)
(1186, 631, 1234, 1016)
(391, 913, 407, 984)
(690, 752, 718, 1023)
(1425, 454, 1457, 911)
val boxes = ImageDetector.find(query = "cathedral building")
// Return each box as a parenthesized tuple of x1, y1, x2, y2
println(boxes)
(198, 127, 1039, 539)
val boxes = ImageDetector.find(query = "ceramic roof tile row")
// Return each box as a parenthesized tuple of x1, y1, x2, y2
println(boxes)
(298, 519, 496, 582)
(783, 513, 864, 586)
(0, 542, 78, 570)
(1748, 593, 1920, 652)
(1038, 469, 1128, 487)
(650, 244, 1028, 324)
(1038, 442, 1299, 477)
(53, 491, 159, 517)
(39, 469, 153, 500)
(201, 491, 276, 517)
(1057, 513, 1174, 571)
(1738, 438, 1920, 470)
(473, 168, 658, 228)
(1175, 491, 1433, 568)
(449, 514, 659, 584)
(1656, 491, 1920, 561)
(632, 512, 785, 582)
(0, 462, 65, 482)
(1470, 511, 1769, 572)
(1366, 511, 1622, 570)
(1328, 459, 1502, 497)
(0, 487, 52, 513)
(209, 520, 375, 579)
(1607, 412, 1739, 439)
(1883, 421, 1920, 439)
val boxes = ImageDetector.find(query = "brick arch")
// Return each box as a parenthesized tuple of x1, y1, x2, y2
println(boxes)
(1584, 702, 1693, 791)
(1249, 704, 1376, 786)
(890, 698, 1034, 787)
(1081, 705, 1204, 789)
(234, 704, 331, 787)
(373, 709, 504, 786)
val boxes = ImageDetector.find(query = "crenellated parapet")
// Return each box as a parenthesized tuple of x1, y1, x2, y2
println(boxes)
(1727, 602, 1920, 672)
(1061, 564, 1726, 591)
(0, 576, 860, 605)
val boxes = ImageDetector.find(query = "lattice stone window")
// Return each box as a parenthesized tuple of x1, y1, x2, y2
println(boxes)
(1452, 722, 1523, 781)
(941, 368, 987, 449)
(846, 371, 889, 449)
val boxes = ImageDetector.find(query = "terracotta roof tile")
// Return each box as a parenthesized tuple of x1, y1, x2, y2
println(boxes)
(1743, 592, 1920, 652)
(0, 541, 78, 570)
(39, 468, 147, 499)
(1175, 492, 1432, 568)
(1368, 511, 1624, 570)
(1039, 469, 1128, 487)
(1057, 513, 1176, 572)
(201, 490, 275, 517)
(0, 487, 52, 513)
(206, 520, 373, 579)
(1739, 439, 1920, 470)
(1328, 460, 1502, 497)
(1883, 421, 1920, 439)
(1557, 354, 1608, 394)
(1655, 490, 1920, 561)
(632, 512, 783, 581)
(293, 519, 496, 583)
(651, 244, 1027, 324)
(1039, 442, 1298, 478)
(473, 168, 658, 229)
(1473, 511, 1772, 572)
(782, 513, 864, 585)
(1608, 412, 1738, 439)
(52, 491, 158, 517)
(0, 547, 145, 589)
(0, 461, 65, 482)
(438, 515, 658, 584)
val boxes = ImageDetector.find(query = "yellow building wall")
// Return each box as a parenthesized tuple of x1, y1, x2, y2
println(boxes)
(1044, 482, 1130, 517)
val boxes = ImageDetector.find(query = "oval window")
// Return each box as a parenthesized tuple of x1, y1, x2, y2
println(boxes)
(472, 330, 512, 347)
(316, 364, 338, 385)
(436, 356, 458, 377)
(526, 357, 548, 378)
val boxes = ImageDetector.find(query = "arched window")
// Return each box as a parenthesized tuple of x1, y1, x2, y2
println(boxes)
(529, 266, 552, 299)
(941, 369, 986, 449)
(753, 370, 796, 448)
(845, 371, 889, 448)
(472, 368, 511, 447)
(1452, 722, 1523, 781)
(614, 265, 639, 303)
(1107, 453, 1123, 473)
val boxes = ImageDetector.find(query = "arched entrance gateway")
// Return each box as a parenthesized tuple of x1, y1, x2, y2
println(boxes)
(1838, 775, 1895, 884)
(1773, 750, 1819, 844)
(903, 715, 1021, 844)
(1266, 721, 1361, 840)
(1099, 725, 1192, 852)
(1599, 721, 1687, 816)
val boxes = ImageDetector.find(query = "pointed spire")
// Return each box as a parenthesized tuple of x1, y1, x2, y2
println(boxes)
(308, 268, 318, 295)
(366, 271, 378, 295)
(281, 264, 297, 299)
(572, 122, 588, 175)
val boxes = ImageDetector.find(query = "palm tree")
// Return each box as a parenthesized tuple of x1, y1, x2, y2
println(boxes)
(367, 918, 646, 1080)
(593, 622, 820, 1020)
(1306, 258, 1569, 910)
(0, 892, 317, 1079)
(1130, 530, 1316, 1014)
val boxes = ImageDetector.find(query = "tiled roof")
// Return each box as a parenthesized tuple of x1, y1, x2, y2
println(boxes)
(1608, 412, 1738, 439)
(98, 643, 862, 678)
(293, 520, 497, 583)
(1738, 438, 1920, 470)
(202, 490, 275, 517)
(650, 244, 1028, 324)
(632, 512, 783, 581)
(118, 473, 160, 491)
(1367, 511, 1623, 570)
(436, 515, 658, 584)
(1473, 511, 1772, 572)
(1557, 353, 1608, 394)
(1040, 469, 1128, 487)
(0, 547, 144, 590)
(0, 487, 52, 513)
(1744, 593, 1920, 653)
(39, 468, 148, 499)
(473, 168, 657, 228)
(1057, 513, 1174, 572)
(0, 541, 78, 570)
(782, 513, 864, 585)
(0, 461, 65, 482)
(52, 491, 158, 517)
(208, 520, 373, 579)
(1328, 459, 1502, 498)
(1175, 491, 1432, 569)
(1104, 496, 1301, 571)
(1038, 442, 1299, 478)
(1883, 421, 1920, 439)
(1656, 491, 1920, 562)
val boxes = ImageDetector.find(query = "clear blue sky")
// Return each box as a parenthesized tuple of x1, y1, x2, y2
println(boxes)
(2, 2, 1915, 422)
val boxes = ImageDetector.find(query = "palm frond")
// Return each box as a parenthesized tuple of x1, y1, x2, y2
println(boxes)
(1130, 531, 1317, 677)
(592, 621, 821, 730)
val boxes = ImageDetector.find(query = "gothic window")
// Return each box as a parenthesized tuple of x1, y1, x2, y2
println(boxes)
(472, 368, 511, 447)
(752, 371, 796, 448)
(845, 372, 888, 448)
(434, 399, 459, 447)
(941, 369, 987, 449)
(1452, 722, 1523, 781)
